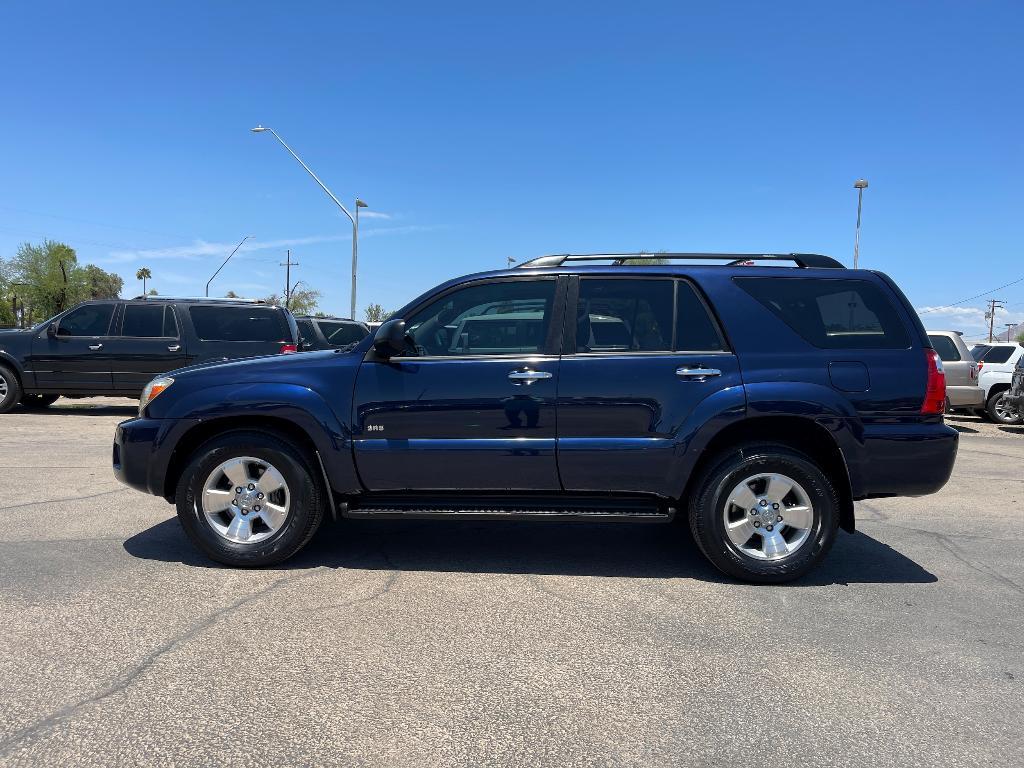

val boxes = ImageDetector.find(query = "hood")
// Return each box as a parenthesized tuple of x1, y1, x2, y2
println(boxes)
(166, 347, 362, 387)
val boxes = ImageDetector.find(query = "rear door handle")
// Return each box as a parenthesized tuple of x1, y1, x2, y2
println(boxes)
(508, 370, 553, 385)
(167, 344, 181, 352)
(676, 367, 721, 381)
(89, 343, 103, 351)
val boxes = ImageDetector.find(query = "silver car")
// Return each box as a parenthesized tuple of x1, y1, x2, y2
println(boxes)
(928, 330, 984, 410)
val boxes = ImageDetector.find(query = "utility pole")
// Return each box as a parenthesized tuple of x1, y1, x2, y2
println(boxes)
(986, 299, 1005, 343)
(1006, 323, 1016, 342)
(280, 250, 299, 310)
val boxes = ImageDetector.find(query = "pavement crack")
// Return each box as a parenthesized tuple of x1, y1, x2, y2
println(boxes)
(0, 487, 129, 512)
(0, 569, 317, 757)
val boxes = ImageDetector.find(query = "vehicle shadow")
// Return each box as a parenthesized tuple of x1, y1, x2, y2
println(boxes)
(123, 517, 936, 586)
(948, 423, 979, 434)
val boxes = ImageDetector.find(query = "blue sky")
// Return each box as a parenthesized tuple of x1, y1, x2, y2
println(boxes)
(1, 1, 1021, 337)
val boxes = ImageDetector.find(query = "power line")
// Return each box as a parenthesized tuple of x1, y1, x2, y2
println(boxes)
(919, 273, 1024, 314)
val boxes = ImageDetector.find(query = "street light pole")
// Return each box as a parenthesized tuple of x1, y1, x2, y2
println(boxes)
(206, 235, 252, 297)
(853, 179, 868, 269)
(251, 125, 366, 320)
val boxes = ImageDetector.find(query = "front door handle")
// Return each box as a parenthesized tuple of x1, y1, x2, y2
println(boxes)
(89, 343, 103, 351)
(167, 344, 181, 352)
(676, 367, 721, 381)
(508, 370, 553, 385)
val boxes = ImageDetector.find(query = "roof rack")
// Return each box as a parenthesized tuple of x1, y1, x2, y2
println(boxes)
(131, 295, 267, 303)
(515, 253, 846, 269)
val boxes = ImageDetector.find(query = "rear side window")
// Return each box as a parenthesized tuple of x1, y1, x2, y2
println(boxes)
(57, 304, 114, 336)
(971, 345, 989, 361)
(318, 321, 368, 346)
(576, 279, 674, 352)
(122, 304, 178, 338)
(980, 346, 1015, 364)
(928, 335, 961, 362)
(736, 278, 910, 349)
(189, 306, 288, 342)
(295, 319, 317, 343)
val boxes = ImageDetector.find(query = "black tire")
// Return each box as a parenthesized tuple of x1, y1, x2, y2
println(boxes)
(688, 442, 840, 583)
(0, 365, 22, 414)
(175, 430, 325, 567)
(985, 389, 1023, 425)
(20, 394, 60, 409)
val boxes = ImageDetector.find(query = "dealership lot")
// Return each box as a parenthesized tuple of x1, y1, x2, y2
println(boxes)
(0, 401, 1021, 767)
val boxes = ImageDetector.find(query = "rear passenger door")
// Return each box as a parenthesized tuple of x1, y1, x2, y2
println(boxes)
(184, 305, 293, 363)
(107, 303, 189, 393)
(556, 277, 742, 496)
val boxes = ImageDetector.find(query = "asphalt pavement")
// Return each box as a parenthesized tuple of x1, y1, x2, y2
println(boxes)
(0, 400, 1020, 767)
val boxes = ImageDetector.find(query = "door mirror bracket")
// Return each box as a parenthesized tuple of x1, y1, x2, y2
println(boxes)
(373, 318, 410, 358)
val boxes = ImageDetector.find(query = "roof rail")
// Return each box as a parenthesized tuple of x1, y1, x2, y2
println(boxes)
(515, 253, 846, 269)
(131, 295, 267, 303)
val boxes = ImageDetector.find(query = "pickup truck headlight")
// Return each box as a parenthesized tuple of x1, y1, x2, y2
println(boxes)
(139, 377, 174, 415)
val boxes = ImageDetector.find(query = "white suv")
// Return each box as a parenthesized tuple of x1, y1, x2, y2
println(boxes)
(970, 342, 1024, 423)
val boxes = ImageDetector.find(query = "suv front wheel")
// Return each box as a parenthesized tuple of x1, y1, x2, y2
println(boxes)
(175, 430, 325, 567)
(689, 443, 840, 583)
(986, 389, 1023, 425)
(0, 365, 22, 414)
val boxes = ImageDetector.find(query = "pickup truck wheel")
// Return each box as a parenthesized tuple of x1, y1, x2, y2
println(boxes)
(689, 443, 839, 583)
(21, 394, 60, 409)
(986, 390, 1023, 425)
(0, 365, 22, 414)
(175, 431, 324, 567)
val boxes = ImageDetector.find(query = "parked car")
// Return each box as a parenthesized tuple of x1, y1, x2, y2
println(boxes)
(1002, 355, 1024, 418)
(113, 252, 957, 583)
(969, 342, 1024, 423)
(926, 331, 983, 412)
(0, 297, 298, 413)
(294, 316, 370, 351)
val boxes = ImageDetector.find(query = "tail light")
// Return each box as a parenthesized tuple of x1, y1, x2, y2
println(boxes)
(279, 343, 298, 354)
(922, 348, 946, 415)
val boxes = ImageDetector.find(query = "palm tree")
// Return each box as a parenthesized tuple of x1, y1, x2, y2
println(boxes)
(136, 267, 152, 295)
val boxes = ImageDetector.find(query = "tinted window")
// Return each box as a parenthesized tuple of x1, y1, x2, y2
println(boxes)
(122, 304, 177, 338)
(677, 282, 725, 351)
(971, 345, 989, 361)
(981, 346, 1015, 364)
(737, 278, 909, 349)
(318, 320, 368, 346)
(404, 279, 556, 356)
(295, 319, 317, 344)
(58, 304, 114, 336)
(928, 335, 961, 362)
(189, 306, 288, 342)
(576, 279, 674, 352)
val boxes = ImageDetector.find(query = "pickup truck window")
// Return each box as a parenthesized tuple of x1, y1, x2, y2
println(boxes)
(189, 306, 289, 342)
(404, 279, 556, 357)
(122, 304, 178, 338)
(737, 277, 910, 350)
(318, 321, 368, 346)
(57, 303, 115, 337)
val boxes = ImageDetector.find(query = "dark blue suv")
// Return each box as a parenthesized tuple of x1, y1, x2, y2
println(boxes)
(113, 253, 957, 582)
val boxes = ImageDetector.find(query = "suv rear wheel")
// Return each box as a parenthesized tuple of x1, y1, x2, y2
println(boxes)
(175, 430, 325, 567)
(0, 365, 22, 414)
(689, 442, 839, 583)
(986, 389, 1023, 425)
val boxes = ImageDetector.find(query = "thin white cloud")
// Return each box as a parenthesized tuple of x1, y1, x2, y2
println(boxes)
(916, 304, 1024, 339)
(358, 210, 392, 220)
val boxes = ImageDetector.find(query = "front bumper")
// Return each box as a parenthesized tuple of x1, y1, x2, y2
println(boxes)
(113, 417, 198, 497)
(946, 384, 985, 408)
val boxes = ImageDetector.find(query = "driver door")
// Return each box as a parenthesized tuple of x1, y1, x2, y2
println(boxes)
(352, 276, 566, 491)
(29, 302, 116, 392)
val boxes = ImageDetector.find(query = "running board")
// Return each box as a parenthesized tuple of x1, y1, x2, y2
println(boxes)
(344, 496, 675, 523)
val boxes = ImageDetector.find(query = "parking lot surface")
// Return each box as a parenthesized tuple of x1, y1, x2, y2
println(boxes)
(0, 400, 1021, 767)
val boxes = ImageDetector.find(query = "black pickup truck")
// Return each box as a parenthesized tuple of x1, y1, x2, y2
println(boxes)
(0, 297, 298, 412)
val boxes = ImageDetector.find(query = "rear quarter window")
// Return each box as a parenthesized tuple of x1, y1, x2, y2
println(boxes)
(928, 335, 962, 362)
(981, 346, 1016, 364)
(736, 277, 910, 350)
(189, 306, 289, 342)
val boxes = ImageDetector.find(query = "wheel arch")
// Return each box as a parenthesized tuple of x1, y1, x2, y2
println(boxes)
(680, 415, 856, 533)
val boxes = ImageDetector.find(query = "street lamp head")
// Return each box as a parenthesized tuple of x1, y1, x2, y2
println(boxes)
(356, 199, 368, 208)
(250, 125, 268, 133)
(854, 179, 869, 189)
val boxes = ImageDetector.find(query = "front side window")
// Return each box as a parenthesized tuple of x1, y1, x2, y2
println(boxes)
(403, 279, 556, 357)
(122, 304, 178, 338)
(737, 277, 910, 350)
(927, 334, 961, 362)
(189, 306, 289, 342)
(575, 279, 674, 353)
(58, 304, 114, 337)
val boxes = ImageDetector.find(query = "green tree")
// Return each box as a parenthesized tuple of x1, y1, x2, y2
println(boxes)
(10, 240, 87, 318)
(364, 303, 394, 323)
(84, 264, 124, 300)
(0, 256, 14, 327)
(136, 267, 152, 295)
(264, 285, 321, 315)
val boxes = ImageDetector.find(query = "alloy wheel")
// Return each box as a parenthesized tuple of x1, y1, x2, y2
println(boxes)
(722, 472, 814, 561)
(201, 456, 290, 544)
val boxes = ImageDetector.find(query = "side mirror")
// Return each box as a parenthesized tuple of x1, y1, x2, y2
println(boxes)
(373, 318, 409, 358)
(47, 322, 58, 338)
